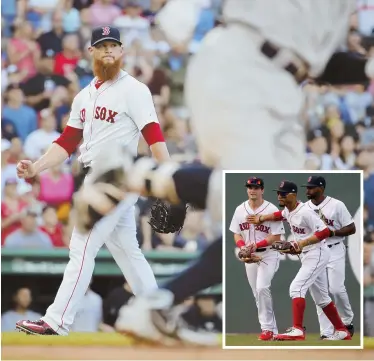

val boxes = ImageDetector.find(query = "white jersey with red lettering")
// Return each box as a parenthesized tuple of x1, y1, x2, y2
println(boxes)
(67, 69, 159, 168)
(230, 200, 285, 251)
(40, 70, 159, 336)
(281, 202, 328, 252)
(229, 199, 284, 335)
(306, 196, 354, 246)
(157, 0, 357, 169)
(306, 196, 355, 337)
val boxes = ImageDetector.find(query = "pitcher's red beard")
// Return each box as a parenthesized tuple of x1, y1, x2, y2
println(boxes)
(93, 57, 122, 81)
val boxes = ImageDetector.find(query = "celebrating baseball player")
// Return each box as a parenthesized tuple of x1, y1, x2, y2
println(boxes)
(229, 177, 285, 341)
(156, 0, 374, 170)
(248, 181, 351, 341)
(303, 176, 356, 339)
(15, 26, 171, 336)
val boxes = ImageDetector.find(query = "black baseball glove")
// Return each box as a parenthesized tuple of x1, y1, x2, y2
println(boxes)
(148, 199, 188, 234)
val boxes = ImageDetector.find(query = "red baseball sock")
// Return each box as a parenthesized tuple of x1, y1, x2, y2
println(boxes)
(292, 297, 306, 329)
(322, 302, 345, 330)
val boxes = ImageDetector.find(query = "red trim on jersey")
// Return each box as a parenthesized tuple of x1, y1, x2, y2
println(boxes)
(236, 240, 245, 248)
(256, 239, 269, 248)
(141, 122, 165, 146)
(315, 227, 330, 241)
(95, 80, 104, 89)
(53, 125, 83, 156)
(273, 211, 284, 221)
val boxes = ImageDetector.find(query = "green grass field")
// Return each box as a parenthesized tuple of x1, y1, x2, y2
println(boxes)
(225, 333, 363, 347)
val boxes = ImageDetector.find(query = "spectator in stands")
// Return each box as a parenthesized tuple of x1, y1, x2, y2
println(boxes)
(306, 129, 334, 169)
(2, 84, 38, 143)
(6, 20, 40, 82)
(1, 0, 17, 37)
(21, 49, 72, 112)
(39, 205, 66, 247)
(1, 117, 19, 141)
(38, 163, 74, 208)
(8, 137, 25, 165)
(1, 179, 28, 245)
(75, 42, 95, 89)
(114, 1, 150, 48)
(2, 64, 28, 91)
(18, 181, 45, 225)
(1, 287, 42, 331)
(73, 0, 94, 11)
(24, 109, 61, 161)
(1, 139, 27, 193)
(53, 33, 81, 77)
(147, 66, 170, 106)
(62, 0, 81, 33)
(364, 242, 374, 336)
(37, 10, 64, 56)
(71, 281, 103, 332)
(359, 149, 374, 227)
(142, 0, 166, 24)
(334, 134, 358, 170)
(27, 0, 61, 34)
(89, 0, 121, 28)
(4, 209, 53, 248)
(159, 43, 190, 107)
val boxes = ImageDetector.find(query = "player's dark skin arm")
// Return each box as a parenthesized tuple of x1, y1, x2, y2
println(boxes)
(333, 222, 356, 237)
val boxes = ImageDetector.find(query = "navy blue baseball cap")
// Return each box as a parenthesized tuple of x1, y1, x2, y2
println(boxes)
(91, 26, 122, 47)
(301, 175, 326, 188)
(273, 180, 298, 194)
(245, 177, 264, 188)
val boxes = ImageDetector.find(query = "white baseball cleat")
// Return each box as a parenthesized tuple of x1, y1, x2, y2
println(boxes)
(323, 329, 352, 340)
(115, 289, 220, 347)
(115, 289, 178, 346)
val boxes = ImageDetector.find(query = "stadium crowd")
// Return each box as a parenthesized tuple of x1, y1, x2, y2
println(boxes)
(1, 0, 374, 335)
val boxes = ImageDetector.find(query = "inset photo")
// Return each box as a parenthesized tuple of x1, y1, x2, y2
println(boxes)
(223, 171, 363, 349)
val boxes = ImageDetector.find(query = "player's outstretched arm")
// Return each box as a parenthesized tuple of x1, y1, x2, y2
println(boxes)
(16, 143, 70, 179)
(246, 211, 284, 224)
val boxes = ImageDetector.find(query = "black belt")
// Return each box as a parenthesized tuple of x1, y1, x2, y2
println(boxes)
(328, 242, 340, 248)
(260, 41, 307, 83)
(224, 21, 308, 83)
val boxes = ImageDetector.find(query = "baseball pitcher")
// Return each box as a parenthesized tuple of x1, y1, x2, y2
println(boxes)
(15, 26, 170, 336)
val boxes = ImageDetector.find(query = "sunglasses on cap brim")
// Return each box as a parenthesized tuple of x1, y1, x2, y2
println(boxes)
(277, 191, 291, 197)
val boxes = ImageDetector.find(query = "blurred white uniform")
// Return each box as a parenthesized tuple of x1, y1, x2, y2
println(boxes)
(157, 0, 356, 169)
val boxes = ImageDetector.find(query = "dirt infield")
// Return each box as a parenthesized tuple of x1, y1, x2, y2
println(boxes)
(2, 346, 374, 360)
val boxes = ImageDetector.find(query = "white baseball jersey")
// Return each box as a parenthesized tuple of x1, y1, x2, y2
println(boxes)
(67, 69, 159, 167)
(157, 0, 356, 77)
(281, 202, 328, 251)
(230, 200, 285, 249)
(306, 196, 354, 246)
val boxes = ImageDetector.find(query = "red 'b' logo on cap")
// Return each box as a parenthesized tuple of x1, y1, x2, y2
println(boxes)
(308, 176, 312, 182)
(102, 27, 110, 36)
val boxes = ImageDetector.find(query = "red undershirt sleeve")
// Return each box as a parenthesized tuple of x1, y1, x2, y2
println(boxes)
(53, 125, 83, 156)
(141, 122, 165, 146)
(314, 227, 330, 241)
(273, 211, 284, 221)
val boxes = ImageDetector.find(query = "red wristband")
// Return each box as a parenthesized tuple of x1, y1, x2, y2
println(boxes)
(236, 240, 245, 248)
(256, 239, 269, 248)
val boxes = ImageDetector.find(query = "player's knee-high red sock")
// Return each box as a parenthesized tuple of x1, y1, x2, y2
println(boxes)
(292, 297, 306, 329)
(322, 301, 346, 330)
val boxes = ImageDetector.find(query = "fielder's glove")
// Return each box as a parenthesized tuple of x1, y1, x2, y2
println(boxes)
(148, 199, 187, 234)
(238, 246, 263, 264)
(271, 240, 302, 255)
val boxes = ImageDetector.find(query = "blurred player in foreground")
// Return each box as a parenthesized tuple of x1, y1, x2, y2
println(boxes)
(156, 0, 374, 170)
(73, 149, 222, 346)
